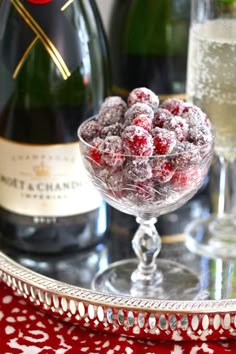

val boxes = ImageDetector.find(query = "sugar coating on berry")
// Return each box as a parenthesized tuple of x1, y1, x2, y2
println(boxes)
(122, 125, 153, 156)
(189, 125, 212, 146)
(100, 122, 123, 139)
(132, 115, 152, 132)
(161, 98, 186, 116)
(102, 95, 127, 108)
(87, 137, 104, 167)
(182, 105, 207, 127)
(152, 127, 176, 155)
(171, 169, 201, 190)
(127, 87, 159, 111)
(101, 136, 125, 167)
(126, 180, 155, 203)
(163, 115, 189, 142)
(153, 108, 173, 128)
(123, 158, 152, 182)
(80, 119, 100, 142)
(98, 96, 127, 126)
(124, 102, 154, 125)
(151, 158, 174, 183)
(171, 141, 201, 170)
(98, 168, 123, 190)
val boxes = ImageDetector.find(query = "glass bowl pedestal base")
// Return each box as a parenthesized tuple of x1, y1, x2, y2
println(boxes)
(93, 217, 206, 300)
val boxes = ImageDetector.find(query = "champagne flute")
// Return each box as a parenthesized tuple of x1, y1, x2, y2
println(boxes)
(185, 0, 236, 258)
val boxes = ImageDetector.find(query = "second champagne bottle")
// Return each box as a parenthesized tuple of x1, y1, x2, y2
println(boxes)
(109, 0, 190, 101)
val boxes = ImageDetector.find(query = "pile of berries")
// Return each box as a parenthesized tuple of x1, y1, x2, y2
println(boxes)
(80, 87, 213, 207)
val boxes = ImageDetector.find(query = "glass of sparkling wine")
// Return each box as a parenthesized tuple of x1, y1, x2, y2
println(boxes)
(185, 0, 236, 258)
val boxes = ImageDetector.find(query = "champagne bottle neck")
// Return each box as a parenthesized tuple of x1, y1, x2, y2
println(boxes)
(2, 1, 87, 80)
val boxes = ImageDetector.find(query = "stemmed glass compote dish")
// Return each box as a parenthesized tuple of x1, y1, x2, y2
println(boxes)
(185, 0, 236, 258)
(78, 87, 214, 300)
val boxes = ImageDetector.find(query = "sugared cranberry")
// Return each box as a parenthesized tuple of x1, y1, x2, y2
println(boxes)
(189, 125, 212, 146)
(161, 98, 186, 115)
(98, 96, 127, 126)
(101, 136, 125, 167)
(171, 141, 201, 170)
(123, 158, 152, 182)
(87, 137, 104, 167)
(151, 158, 175, 183)
(153, 108, 173, 128)
(152, 127, 176, 155)
(163, 115, 189, 142)
(100, 122, 123, 139)
(171, 169, 201, 189)
(98, 168, 124, 198)
(124, 102, 154, 125)
(122, 125, 153, 156)
(126, 180, 155, 204)
(132, 114, 152, 132)
(127, 87, 159, 111)
(182, 105, 207, 127)
(80, 119, 100, 142)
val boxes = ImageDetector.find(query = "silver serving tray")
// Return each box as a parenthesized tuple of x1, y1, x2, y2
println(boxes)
(1, 197, 236, 341)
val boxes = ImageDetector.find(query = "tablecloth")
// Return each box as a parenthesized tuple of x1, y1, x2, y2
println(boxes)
(1, 281, 236, 354)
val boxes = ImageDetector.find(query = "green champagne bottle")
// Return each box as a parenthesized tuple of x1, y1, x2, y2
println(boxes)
(108, 0, 210, 234)
(0, 0, 111, 253)
(109, 0, 190, 101)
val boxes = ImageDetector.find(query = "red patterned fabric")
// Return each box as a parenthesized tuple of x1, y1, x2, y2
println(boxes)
(0, 280, 236, 353)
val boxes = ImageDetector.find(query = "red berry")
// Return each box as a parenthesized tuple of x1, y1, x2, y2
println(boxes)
(182, 105, 207, 128)
(151, 158, 174, 183)
(100, 122, 123, 139)
(126, 180, 155, 204)
(152, 127, 176, 155)
(163, 115, 189, 142)
(98, 168, 124, 198)
(189, 125, 212, 146)
(161, 98, 186, 115)
(80, 119, 100, 142)
(124, 102, 154, 125)
(153, 108, 173, 128)
(101, 136, 125, 167)
(127, 87, 159, 111)
(98, 96, 127, 126)
(87, 137, 104, 167)
(132, 114, 152, 132)
(171, 141, 201, 170)
(123, 158, 152, 182)
(171, 169, 201, 189)
(122, 125, 153, 156)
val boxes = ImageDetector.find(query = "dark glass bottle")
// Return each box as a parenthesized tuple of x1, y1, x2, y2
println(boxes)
(109, 0, 190, 101)
(0, 0, 111, 254)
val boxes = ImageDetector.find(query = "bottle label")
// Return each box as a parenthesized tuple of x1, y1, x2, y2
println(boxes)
(0, 137, 102, 217)
(3, 0, 82, 79)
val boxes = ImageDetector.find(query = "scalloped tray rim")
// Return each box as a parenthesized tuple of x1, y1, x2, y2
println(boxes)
(1, 250, 236, 314)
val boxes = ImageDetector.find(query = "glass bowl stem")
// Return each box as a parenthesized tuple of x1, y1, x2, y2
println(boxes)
(131, 217, 163, 289)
